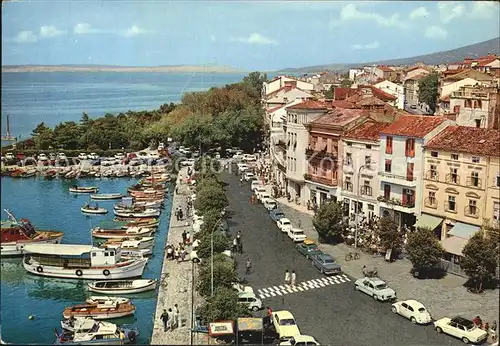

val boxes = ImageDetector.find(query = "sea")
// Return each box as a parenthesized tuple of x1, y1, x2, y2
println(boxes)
(0, 71, 248, 344)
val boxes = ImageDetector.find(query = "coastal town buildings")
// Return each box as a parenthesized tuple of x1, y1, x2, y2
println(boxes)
(264, 81, 314, 109)
(262, 76, 314, 99)
(419, 126, 500, 260)
(449, 85, 500, 129)
(373, 80, 405, 109)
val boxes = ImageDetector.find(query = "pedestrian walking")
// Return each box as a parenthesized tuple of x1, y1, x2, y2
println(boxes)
(180, 249, 186, 262)
(174, 247, 179, 261)
(284, 270, 290, 285)
(236, 231, 241, 244)
(291, 270, 296, 287)
(232, 238, 238, 253)
(237, 241, 243, 254)
(182, 230, 187, 244)
(186, 231, 191, 245)
(166, 308, 174, 331)
(173, 304, 180, 328)
(166, 245, 173, 260)
(362, 265, 367, 277)
(178, 208, 184, 220)
(245, 258, 252, 275)
(160, 309, 169, 332)
(491, 321, 497, 341)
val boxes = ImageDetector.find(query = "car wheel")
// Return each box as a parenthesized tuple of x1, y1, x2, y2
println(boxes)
(354, 285, 359, 291)
(410, 316, 417, 324)
(435, 327, 442, 333)
(373, 295, 377, 301)
(391, 306, 397, 314)
(461, 337, 470, 344)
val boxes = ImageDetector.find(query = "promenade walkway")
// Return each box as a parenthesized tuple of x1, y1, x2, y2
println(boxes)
(150, 168, 208, 345)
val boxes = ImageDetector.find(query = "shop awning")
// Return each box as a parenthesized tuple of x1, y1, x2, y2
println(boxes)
(448, 222, 479, 239)
(441, 236, 469, 256)
(414, 214, 443, 230)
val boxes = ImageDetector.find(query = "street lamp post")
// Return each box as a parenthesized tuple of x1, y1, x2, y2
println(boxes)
(211, 217, 223, 297)
(354, 164, 369, 249)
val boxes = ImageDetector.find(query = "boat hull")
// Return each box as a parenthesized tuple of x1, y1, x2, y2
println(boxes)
(69, 187, 98, 193)
(23, 258, 148, 280)
(91, 194, 123, 200)
(81, 208, 108, 215)
(63, 307, 135, 320)
(1, 235, 64, 257)
(113, 210, 160, 218)
(87, 279, 157, 294)
(92, 230, 153, 240)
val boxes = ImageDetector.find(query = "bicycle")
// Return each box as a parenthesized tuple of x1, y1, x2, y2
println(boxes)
(345, 251, 360, 261)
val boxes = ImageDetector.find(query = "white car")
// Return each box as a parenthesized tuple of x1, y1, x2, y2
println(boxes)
(5, 152, 15, 161)
(244, 172, 255, 181)
(78, 153, 88, 160)
(88, 152, 99, 160)
(434, 316, 488, 344)
(114, 152, 125, 160)
(391, 299, 432, 325)
(251, 181, 262, 192)
(243, 154, 257, 162)
(237, 291, 262, 311)
(232, 283, 254, 294)
(38, 153, 48, 161)
(280, 335, 319, 346)
(354, 277, 397, 302)
(287, 228, 307, 243)
(190, 249, 231, 263)
(254, 187, 266, 199)
(277, 218, 292, 233)
(101, 158, 117, 166)
(57, 153, 67, 160)
(263, 198, 277, 211)
(272, 310, 301, 342)
(258, 192, 271, 203)
(180, 158, 195, 167)
(237, 163, 248, 173)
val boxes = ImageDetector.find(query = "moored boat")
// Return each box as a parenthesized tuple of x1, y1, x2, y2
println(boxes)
(69, 186, 98, 193)
(1, 209, 64, 257)
(63, 300, 136, 319)
(92, 227, 154, 240)
(114, 217, 158, 224)
(104, 245, 152, 259)
(56, 317, 139, 344)
(85, 296, 130, 305)
(114, 200, 163, 210)
(81, 203, 108, 215)
(113, 209, 160, 218)
(103, 237, 154, 250)
(90, 193, 123, 200)
(22, 243, 148, 280)
(87, 279, 157, 294)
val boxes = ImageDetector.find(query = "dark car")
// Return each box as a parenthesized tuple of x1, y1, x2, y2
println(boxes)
(410, 267, 446, 279)
(296, 241, 323, 260)
(270, 208, 285, 222)
(312, 254, 342, 275)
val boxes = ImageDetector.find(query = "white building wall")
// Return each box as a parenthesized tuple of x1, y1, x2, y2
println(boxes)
(441, 78, 480, 97)
(373, 80, 405, 109)
(349, 69, 363, 81)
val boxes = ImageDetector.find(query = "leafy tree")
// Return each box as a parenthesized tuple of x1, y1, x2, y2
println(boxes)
(460, 230, 498, 291)
(195, 231, 230, 260)
(197, 254, 238, 297)
(324, 85, 334, 99)
(53, 121, 81, 150)
(375, 216, 403, 257)
(340, 79, 353, 88)
(199, 287, 250, 324)
(312, 201, 346, 243)
(418, 72, 439, 113)
(194, 185, 228, 216)
(406, 227, 444, 269)
(195, 176, 223, 194)
(194, 157, 221, 174)
(197, 209, 225, 239)
(31, 122, 53, 150)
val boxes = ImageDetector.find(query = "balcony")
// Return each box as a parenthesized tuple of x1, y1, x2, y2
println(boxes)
(466, 176, 482, 189)
(405, 149, 415, 158)
(304, 174, 338, 187)
(464, 205, 480, 219)
(276, 140, 287, 150)
(424, 197, 438, 209)
(445, 173, 460, 185)
(377, 195, 416, 212)
(451, 90, 489, 99)
(305, 147, 337, 160)
(360, 185, 372, 196)
(378, 171, 417, 187)
(343, 182, 353, 192)
(425, 170, 439, 181)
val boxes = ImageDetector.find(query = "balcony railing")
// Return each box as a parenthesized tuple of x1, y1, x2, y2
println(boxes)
(465, 205, 480, 218)
(360, 185, 372, 196)
(377, 195, 415, 208)
(343, 182, 353, 192)
(466, 176, 482, 188)
(425, 170, 439, 181)
(305, 174, 339, 187)
(305, 147, 337, 160)
(451, 90, 489, 99)
(424, 197, 438, 209)
(401, 197, 416, 208)
(445, 173, 460, 185)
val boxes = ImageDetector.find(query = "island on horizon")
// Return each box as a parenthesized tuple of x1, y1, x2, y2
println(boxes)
(1, 64, 247, 73)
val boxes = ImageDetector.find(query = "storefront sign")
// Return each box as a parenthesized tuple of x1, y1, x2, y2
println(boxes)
(208, 321, 234, 336)
(237, 318, 263, 331)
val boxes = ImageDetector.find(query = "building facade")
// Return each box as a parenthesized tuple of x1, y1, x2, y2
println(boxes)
(373, 80, 405, 109)
(450, 85, 500, 129)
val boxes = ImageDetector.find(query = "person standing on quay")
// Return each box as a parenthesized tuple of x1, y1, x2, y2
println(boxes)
(284, 270, 290, 285)
(173, 304, 180, 328)
(166, 308, 174, 331)
(160, 309, 169, 332)
(291, 270, 296, 287)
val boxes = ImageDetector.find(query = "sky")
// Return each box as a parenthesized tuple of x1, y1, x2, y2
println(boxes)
(1, 1, 499, 71)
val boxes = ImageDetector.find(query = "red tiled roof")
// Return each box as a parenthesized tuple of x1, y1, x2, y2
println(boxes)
(332, 100, 356, 109)
(343, 121, 389, 142)
(311, 108, 366, 127)
(357, 96, 387, 107)
(443, 69, 493, 81)
(405, 73, 428, 81)
(377, 65, 394, 72)
(286, 99, 330, 110)
(439, 94, 450, 102)
(477, 56, 499, 67)
(367, 85, 397, 101)
(334, 87, 358, 100)
(424, 126, 500, 157)
(267, 105, 285, 113)
(381, 115, 447, 138)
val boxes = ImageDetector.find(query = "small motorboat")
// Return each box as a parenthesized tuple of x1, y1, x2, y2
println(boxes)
(103, 237, 154, 250)
(114, 200, 163, 210)
(92, 227, 154, 240)
(104, 246, 152, 259)
(56, 317, 139, 344)
(62, 300, 136, 320)
(90, 193, 124, 200)
(113, 209, 160, 218)
(88, 279, 157, 294)
(69, 186, 98, 193)
(114, 217, 158, 224)
(81, 203, 108, 215)
(85, 296, 130, 305)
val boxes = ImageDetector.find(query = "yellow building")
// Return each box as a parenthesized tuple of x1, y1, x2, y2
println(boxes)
(418, 126, 500, 260)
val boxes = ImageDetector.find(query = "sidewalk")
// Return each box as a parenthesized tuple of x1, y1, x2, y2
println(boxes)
(269, 188, 499, 325)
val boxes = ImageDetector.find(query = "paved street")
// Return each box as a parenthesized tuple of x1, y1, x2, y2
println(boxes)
(220, 169, 465, 346)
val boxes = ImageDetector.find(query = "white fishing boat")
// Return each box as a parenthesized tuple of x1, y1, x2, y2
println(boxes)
(92, 227, 154, 240)
(103, 237, 154, 250)
(81, 203, 108, 215)
(56, 317, 139, 344)
(22, 244, 148, 280)
(87, 279, 157, 294)
(63, 300, 136, 320)
(69, 186, 98, 193)
(113, 201, 162, 210)
(85, 296, 130, 305)
(103, 245, 152, 259)
(90, 193, 123, 200)
(113, 209, 160, 218)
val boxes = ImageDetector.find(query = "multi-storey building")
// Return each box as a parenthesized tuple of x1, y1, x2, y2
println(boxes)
(378, 115, 452, 228)
(341, 121, 389, 221)
(373, 80, 405, 109)
(265, 81, 313, 110)
(304, 108, 367, 208)
(450, 85, 500, 129)
(420, 126, 500, 258)
(262, 76, 314, 98)
(403, 73, 427, 106)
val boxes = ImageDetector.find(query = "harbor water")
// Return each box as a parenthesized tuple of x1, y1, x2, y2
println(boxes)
(0, 176, 172, 344)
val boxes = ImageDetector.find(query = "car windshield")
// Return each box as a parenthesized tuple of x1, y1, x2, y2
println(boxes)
(375, 284, 388, 290)
(293, 230, 304, 235)
(308, 246, 318, 251)
(279, 318, 296, 326)
(283, 221, 290, 225)
(323, 258, 335, 264)
(418, 307, 426, 313)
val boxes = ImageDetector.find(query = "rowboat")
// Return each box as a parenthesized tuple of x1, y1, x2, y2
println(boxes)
(87, 279, 158, 294)
(81, 204, 108, 215)
(92, 227, 154, 239)
(90, 193, 123, 200)
(85, 296, 130, 305)
(69, 186, 98, 193)
(113, 209, 160, 218)
(63, 301, 135, 320)
(103, 237, 154, 249)
(114, 200, 163, 210)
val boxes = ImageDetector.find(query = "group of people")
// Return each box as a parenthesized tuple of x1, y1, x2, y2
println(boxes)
(284, 269, 297, 287)
(165, 243, 187, 262)
(174, 206, 184, 221)
(231, 231, 243, 254)
(473, 316, 497, 341)
(160, 304, 180, 332)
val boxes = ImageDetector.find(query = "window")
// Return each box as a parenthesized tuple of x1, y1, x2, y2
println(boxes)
(472, 156, 480, 163)
(470, 172, 479, 187)
(365, 155, 371, 165)
(431, 151, 438, 158)
(92, 253, 97, 257)
(346, 142, 352, 147)
(405, 138, 415, 157)
(451, 154, 459, 160)
(366, 144, 372, 149)
(385, 160, 392, 173)
(453, 105, 460, 113)
(430, 164, 438, 180)
(450, 168, 458, 184)
(497, 174, 500, 187)
(475, 119, 481, 128)
(493, 202, 500, 221)
(312, 165, 318, 175)
(448, 196, 456, 212)
(104, 252, 109, 257)
(385, 136, 393, 154)
(474, 100, 482, 109)
(345, 153, 352, 165)
(468, 200, 477, 216)
(428, 191, 436, 206)
(311, 136, 318, 149)
(384, 184, 391, 199)
(402, 189, 414, 206)
(407, 162, 414, 181)
(465, 99, 472, 108)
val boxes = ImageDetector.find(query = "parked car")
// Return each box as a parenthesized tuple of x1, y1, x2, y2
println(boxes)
(243, 154, 257, 162)
(391, 299, 432, 325)
(244, 172, 255, 181)
(38, 153, 48, 161)
(237, 163, 249, 174)
(258, 192, 271, 203)
(434, 316, 488, 344)
(5, 152, 15, 161)
(277, 218, 292, 233)
(232, 283, 254, 294)
(296, 239, 323, 259)
(354, 277, 396, 302)
(254, 187, 266, 200)
(271, 310, 301, 343)
(78, 153, 88, 160)
(312, 253, 341, 275)
(91, 159, 101, 166)
(88, 152, 99, 160)
(57, 152, 67, 160)
(129, 159, 141, 166)
(237, 291, 262, 311)
(180, 158, 195, 167)
(410, 267, 446, 279)
(251, 180, 262, 191)
(49, 153, 57, 161)
(270, 209, 285, 222)
(280, 335, 319, 346)
(114, 152, 125, 160)
(263, 198, 277, 211)
(287, 228, 307, 243)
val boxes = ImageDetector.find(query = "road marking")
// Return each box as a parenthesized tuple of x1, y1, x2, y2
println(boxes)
(256, 274, 351, 299)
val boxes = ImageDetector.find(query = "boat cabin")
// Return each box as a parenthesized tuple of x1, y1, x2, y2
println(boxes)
(23, 244, 124, 268)
(1, 219, 37, 242)
(59, 318, 124, 343)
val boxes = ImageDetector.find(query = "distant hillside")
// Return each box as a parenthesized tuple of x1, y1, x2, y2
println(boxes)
(1, 64, 245, 73)
(280, 37, 500, 73)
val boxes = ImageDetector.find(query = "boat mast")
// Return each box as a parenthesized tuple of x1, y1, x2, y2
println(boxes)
(3, 209, 17, 223)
